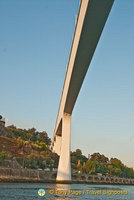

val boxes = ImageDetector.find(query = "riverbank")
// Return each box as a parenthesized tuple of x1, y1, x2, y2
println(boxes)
(0, 167, 134, 185)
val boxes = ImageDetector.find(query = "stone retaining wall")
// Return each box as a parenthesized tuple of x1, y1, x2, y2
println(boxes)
(0, 168, 56, 182)
(72, 174, 134, 185)
(0, 168, 134, 185)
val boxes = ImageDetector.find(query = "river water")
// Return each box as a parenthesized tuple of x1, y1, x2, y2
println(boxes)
(0, 183, 134, 200)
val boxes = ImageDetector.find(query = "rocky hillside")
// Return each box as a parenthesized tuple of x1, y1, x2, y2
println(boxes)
(0, 124, 15, 138)
(0, 125, 59, 170)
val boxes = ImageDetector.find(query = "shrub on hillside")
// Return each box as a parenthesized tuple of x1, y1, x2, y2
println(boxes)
(0, 151, 7, 163)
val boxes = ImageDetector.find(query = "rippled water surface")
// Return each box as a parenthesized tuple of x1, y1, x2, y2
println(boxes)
(0, 183, 134, 200)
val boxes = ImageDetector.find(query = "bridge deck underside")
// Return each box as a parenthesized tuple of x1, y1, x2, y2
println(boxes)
(64, 0, 114, 114)
(53, 0, 114, 141)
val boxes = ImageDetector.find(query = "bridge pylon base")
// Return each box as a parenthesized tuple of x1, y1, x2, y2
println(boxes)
(56, 113, 71, 181)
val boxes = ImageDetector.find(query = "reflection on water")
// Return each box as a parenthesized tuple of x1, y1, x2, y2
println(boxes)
(0, 183, 134, 200)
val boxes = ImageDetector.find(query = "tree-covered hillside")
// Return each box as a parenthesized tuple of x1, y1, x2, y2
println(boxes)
(0, 121, 134, 178)
(71, 151, 134, 178)
(0, 125, 59, 170)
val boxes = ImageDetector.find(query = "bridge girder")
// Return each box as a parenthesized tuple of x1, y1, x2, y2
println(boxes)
(52, 0, 114, 181)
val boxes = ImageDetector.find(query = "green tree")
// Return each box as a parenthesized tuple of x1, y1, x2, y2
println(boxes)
(75, 149, 82, 155)
(85, 160, 96, 174)
(38, 131, 51, 146)
(110, 158, 122, 166)
(91, 153, 109, 164)
(27, 128, 37, 141)
(71, 149, 88, 170)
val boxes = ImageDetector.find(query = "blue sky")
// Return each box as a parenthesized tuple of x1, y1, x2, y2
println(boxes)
(0, 0, 134, 168)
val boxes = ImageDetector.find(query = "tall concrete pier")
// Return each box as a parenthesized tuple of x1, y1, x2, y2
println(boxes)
(52, 0, 114, 181)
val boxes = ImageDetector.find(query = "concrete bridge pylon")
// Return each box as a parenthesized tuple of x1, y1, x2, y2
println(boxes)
(52, 0, 114, 181)
(56, 113, 71, 181)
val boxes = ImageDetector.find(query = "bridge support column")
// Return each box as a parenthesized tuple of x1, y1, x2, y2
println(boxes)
(53, 135, 61, 156)
(56, 113, 71, 181)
